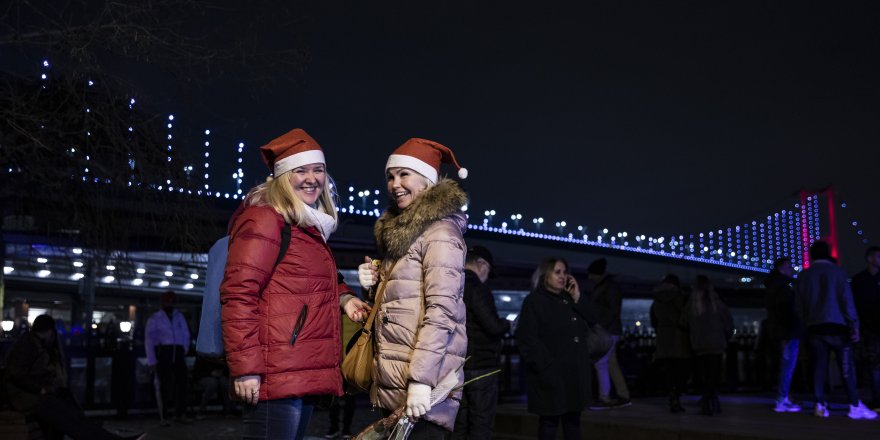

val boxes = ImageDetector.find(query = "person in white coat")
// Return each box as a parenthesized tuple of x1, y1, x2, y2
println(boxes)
(145, 290, 192, 424)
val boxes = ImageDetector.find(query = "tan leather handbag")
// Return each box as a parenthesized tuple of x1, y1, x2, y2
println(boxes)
(341, 261, 396, 393)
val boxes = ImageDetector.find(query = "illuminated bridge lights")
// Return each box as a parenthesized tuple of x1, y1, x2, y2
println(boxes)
(29, 59, 847, 275)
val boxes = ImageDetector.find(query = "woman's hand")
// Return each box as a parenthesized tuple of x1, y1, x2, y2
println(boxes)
(233, 375, 261, 406)
(343, 297, 372, 323)
(565, 275, 581, 303)
(405, 382, 432, 418)
(358, 256, 379, 289)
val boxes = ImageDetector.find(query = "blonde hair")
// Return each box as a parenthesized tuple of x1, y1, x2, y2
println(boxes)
(245, 171, 339, 226)
(531, 257, 569, 290)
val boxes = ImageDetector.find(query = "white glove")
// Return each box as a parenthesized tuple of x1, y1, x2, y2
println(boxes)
(358, 256, 378, 289)
(406, 382, 432, 418)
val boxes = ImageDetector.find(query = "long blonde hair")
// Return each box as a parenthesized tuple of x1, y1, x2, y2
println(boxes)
(245, 171, 339, 226)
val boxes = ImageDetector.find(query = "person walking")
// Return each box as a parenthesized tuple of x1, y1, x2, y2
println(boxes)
(221, 128, 370, 439)
(587, 258, 631, 409)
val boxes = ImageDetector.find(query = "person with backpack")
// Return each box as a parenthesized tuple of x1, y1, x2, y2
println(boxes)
(221, 128, 370, 440)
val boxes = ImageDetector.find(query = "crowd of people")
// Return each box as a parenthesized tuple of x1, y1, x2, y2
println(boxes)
(3, 127, 879, 440)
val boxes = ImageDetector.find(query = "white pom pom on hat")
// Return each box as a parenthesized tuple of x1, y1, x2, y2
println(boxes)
(385, 138, 468, 184)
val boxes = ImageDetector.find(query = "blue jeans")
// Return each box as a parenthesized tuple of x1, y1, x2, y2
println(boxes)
(776, 339, 799, 402)
(809, 334, 859, 406)
(242, 398, 314, 440)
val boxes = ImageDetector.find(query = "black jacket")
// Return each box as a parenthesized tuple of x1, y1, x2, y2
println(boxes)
(515, 286, 594, 416)
(463, 270, 510, 370)
(590, 275, 622, 335)
(681, 297, 734, 355)
(650, 287, 691, 359)
(3, 332, 68, 412)
(852, 269, 880, 334)
(764, 271, 802, 341)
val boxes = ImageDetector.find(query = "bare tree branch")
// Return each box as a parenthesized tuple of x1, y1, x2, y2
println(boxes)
(0, 0, 311, 257)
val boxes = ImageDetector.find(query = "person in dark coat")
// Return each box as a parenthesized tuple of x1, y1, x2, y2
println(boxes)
(851, 246, 880, 410)
(452, 245, 510, 440)
(587, 258, 631, 409)
(764, 257, 803, 413)
(4, 315, 145, 440)
(650, 274, 691, 413)
(681, 276, 734, 416)
(515, 257, 593, 440)
(796, 241, 876, 419)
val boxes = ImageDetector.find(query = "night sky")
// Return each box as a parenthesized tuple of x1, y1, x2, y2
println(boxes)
(16, 1, 880, 268)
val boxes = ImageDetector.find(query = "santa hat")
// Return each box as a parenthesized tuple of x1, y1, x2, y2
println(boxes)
(259, 128, 325, 176)
(385, 138, 467, 184)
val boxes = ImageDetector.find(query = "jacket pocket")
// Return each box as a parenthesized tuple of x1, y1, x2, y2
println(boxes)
(380, 306, 418, 342)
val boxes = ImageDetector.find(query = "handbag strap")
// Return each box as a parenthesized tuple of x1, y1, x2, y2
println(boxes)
(362, 259, 399, 333)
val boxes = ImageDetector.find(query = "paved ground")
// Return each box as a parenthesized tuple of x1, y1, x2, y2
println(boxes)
(95, 392, 880, 440)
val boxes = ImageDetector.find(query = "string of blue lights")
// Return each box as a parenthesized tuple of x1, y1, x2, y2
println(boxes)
(14, 59, 872, 274)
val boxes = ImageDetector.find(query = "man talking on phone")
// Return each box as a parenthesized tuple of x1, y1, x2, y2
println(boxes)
(452, 245, 510, 440)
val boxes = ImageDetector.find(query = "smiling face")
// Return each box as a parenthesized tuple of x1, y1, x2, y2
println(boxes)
(386, 167, 430, 210)
(544, 261, 568, 294)
(287, 163, 326, 206)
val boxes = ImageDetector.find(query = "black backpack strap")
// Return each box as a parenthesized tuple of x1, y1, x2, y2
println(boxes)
(275, 222, 292, 267)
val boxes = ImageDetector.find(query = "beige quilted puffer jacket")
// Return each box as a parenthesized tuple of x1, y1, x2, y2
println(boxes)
(370, 179, 468, 431)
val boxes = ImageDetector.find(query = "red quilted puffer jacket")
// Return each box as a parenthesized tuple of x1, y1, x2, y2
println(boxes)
(221, 205, 352, 400)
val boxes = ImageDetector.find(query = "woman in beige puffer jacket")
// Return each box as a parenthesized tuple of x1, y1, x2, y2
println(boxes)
(358, 138, 469, 436)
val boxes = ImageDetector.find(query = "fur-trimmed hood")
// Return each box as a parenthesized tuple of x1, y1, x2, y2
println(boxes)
(374, 178, 468, 260)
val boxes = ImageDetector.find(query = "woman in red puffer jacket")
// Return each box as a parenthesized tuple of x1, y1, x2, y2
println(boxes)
(221, 128, 370, 440)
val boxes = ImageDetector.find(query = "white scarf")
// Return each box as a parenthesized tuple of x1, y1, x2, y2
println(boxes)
(303, 202, 337, 242)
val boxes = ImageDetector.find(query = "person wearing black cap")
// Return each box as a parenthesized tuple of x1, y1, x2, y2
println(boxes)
(587, 258, 631, 410)
(452, 245, 510, 440)
(650, 274, 691, 412)
(4, 315, 146, 439)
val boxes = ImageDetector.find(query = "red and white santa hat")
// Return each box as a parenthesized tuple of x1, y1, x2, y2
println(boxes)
(259, 128, 325, 176)
(385, 138, 467, 184)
